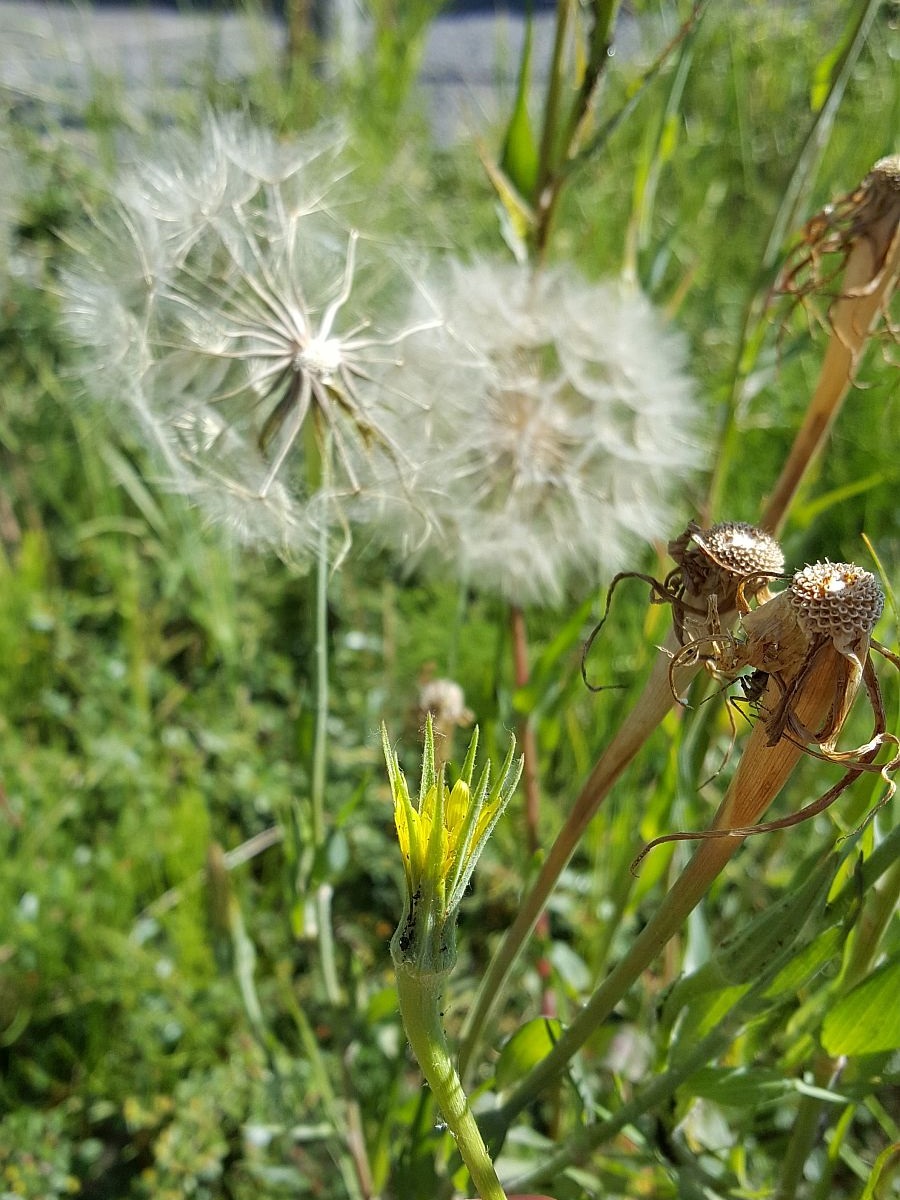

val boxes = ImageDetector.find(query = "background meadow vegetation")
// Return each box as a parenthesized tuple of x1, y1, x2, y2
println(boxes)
(1, 0, 899, 1197)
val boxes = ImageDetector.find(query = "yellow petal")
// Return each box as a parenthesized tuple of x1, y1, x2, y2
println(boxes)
(445, 780, 470, 836)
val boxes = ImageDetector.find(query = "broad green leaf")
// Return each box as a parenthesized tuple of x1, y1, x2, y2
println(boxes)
(496, 1017, 564, 1091)
(764, 924, 844, 999)
(823, 957, 900, 1056)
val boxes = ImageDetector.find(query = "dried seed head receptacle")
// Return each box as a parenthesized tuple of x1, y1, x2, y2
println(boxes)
(763, 157, 900, 534)
(636, 561, 899, 867)
(582, 520, 785, 689)
(777, 156, 900, 317)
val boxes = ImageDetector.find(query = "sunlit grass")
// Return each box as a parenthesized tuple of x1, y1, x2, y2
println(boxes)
(0, 1, 898, 1197)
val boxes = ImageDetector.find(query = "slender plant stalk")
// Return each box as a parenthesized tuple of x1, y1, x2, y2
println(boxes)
(760, 200, 900, 534)
(310, 447, 342, 1006)
(396, 966, 508, 1200)
(459, 636, 695, 1079)
(509, 604, 555, 1017)
(535, 0, 571, 197)
(532, 0, 626, 259)
(510, 606, 541, 859)
(490, 655, 841, 1131)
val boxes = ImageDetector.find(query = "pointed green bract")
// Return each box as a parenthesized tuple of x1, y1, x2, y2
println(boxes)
(382, 715, 523, 975)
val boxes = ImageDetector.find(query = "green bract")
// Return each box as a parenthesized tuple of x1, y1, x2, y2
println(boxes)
(382, 715, 523, 974)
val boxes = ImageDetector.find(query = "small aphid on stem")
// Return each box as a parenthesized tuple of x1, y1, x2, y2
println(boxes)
(636, 561, 900, 868)
(581, 520, 785, 691)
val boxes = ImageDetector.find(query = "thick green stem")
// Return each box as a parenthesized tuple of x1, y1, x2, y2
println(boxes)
(459, 640, 692, 1080)
(396, 966, 508, 1200)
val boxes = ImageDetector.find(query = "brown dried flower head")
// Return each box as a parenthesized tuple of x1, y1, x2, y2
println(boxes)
(776, 154, 900, 331)
(733, 561, 885, 749)
(668, 521, 785, 642)
(762, 159, 900, 535)
(637, 561, 899, 866)
(582, 521, 785, 690)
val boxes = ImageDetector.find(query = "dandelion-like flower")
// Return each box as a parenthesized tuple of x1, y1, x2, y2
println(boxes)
(383, 717, 523, 1200)
(61, 113, 438, 559)
(382, 715, 522, 973)
(371, 258, 703, 606)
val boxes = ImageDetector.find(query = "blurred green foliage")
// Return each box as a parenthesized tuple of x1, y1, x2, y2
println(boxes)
(0, 0, 898, 1196)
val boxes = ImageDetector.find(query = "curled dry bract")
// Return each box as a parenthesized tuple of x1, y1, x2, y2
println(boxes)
(582, 520, 785, 690)
(637, 562, 899, 865)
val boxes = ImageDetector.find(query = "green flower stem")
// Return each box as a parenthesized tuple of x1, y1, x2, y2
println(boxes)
(509, 604, 555, 1016)
(310, 445, 342, 1006)
(459, 639, 695, 1081)
(396, 965, 508, 1200)
(311, 489, 329, 851)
